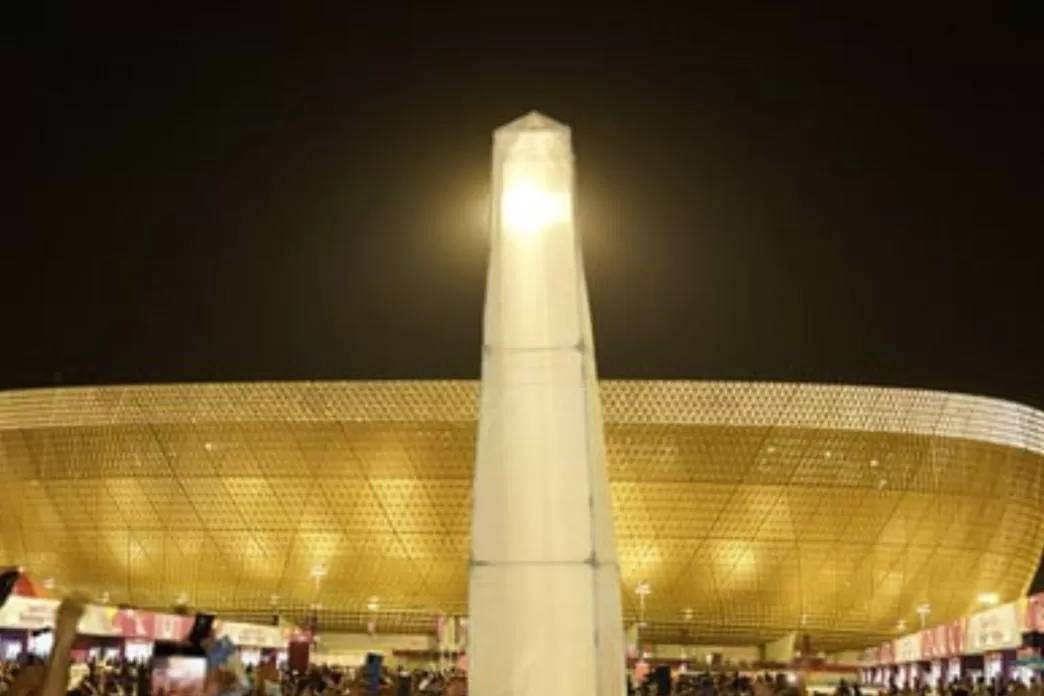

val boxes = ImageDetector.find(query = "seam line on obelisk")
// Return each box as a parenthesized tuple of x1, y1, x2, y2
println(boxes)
(482, 343, 584, 354)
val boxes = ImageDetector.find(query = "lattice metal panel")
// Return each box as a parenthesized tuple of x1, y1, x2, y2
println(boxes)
(0, 381, 1042, 652)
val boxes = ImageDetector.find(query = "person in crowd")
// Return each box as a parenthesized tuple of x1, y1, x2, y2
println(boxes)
(3, 593, 87, 696)
(254, 658, 281, 696)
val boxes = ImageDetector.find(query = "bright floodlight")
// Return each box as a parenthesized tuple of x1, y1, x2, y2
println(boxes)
(495, 112, 574, 238)
(501, 179, 571, 235)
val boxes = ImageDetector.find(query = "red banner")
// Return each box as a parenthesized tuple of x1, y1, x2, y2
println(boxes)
(1024, 593, 1044, 633)
(151, 613, 194, 642)
(919, 619, 964, 659)
(921, 625, 941, 659)
(110, 609, 156, 640)
(946, 618, 965, 656)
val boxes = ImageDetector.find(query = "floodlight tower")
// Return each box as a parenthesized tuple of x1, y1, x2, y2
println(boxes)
(468, 112, 625, 696)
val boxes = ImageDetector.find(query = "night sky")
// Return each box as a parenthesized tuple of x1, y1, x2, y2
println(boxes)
(9, 8, 1044, 590)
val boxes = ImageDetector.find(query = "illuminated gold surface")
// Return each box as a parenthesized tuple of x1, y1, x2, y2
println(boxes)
(0, 381, 1042, 650)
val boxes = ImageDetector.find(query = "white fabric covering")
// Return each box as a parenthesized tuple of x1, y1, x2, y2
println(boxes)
(469, 112, 626, 696)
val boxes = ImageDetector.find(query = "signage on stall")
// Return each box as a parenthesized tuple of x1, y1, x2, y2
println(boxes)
(79, 605, 157, 639)
(965, 602, 1020, 653)
(216, 620, 286, 649)
(894, 633, 923, 663)
(0, 597, 181, 640)
(0, 596, 284, 648)
(0, 597, 55, 630)
(878, 641, 895, 665)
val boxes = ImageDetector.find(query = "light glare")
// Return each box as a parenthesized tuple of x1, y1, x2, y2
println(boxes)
(500, 180, 570, 235)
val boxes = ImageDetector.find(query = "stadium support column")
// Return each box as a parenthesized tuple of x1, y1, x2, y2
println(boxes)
(468, 111, 625, 696)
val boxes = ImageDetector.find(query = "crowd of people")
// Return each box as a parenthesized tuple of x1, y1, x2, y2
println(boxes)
(3, 653, 1044, 696)
(874, 677, 1042, 696)
(0, 658, 1017, 696)
(0, 591, 1041, 696)
(3, 655, 1044, 696)
(0, 658, 470, 696)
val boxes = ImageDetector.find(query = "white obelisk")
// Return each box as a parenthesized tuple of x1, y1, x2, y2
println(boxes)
(468, 112, 626, 696)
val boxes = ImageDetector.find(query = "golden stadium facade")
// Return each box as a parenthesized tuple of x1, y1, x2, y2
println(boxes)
(0, 380, 1042, 651)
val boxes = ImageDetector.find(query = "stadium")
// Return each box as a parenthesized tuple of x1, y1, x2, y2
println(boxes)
(0, 380, 1042, 652)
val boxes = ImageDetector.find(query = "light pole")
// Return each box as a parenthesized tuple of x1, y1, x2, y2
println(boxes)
(636, 581, 651, 657)
(367, 596, 379, 636)
(682, 608, 694, 661)
(310, 565, 327, 636)
(310, 564, 327, 606)
(917, 603, 931, 629)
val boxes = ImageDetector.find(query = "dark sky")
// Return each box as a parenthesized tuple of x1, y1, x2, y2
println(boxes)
(8, 8, 1044, 589)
